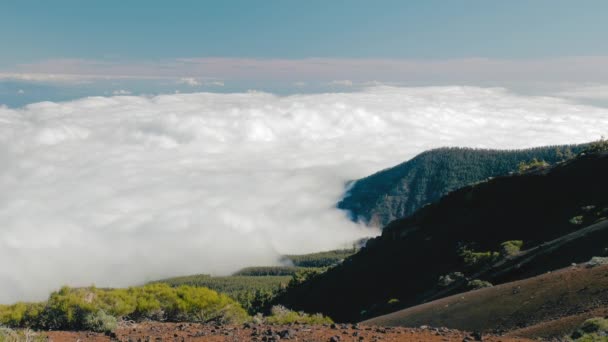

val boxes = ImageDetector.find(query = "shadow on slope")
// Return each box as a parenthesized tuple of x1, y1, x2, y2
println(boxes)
(363, 262, 608, 339)
(277, 152, 608, 322)
(338, 145, 585, 227)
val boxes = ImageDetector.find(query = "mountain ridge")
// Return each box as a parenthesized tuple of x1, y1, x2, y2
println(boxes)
(338, 144, 586, 227)
(279, 151, 608, 322)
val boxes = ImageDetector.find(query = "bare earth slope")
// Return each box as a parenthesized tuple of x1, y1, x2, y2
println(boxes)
(363, 264, 608, 339)
(44, 322, 533, 341)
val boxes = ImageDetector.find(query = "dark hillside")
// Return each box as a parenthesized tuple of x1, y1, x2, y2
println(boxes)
(363, 263, 608, 339)
(338, 145, 585, 227)
(278, 152, 608, 322)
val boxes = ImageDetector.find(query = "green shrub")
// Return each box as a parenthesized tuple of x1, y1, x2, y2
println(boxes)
(387, 298, 400, 305)
(232, 289, 276, 316)
(466, 279, 493, 290)
(0, 327, 45, 342)
(0, 284, 249, 331)
(570, 215, 584, 225)
(0, 303, 44, 328)
(288, 268, 326, 288)
(151, 274, 290, 313)
(264, 305, 333, 325)
(83, 310, 117, 333)
(0, 327, 19, 342)
(459, 247, 500, 268)
(438, 272, 465, 287)
(570, 317, 608, 341)
(518, 158, 549, 172)
(500, 240, 524, 257)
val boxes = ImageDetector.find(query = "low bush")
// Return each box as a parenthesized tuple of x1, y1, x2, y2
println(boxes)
(288, 268, 326, 288)
(437, 272, 465, 287)
(264, 305, 332, 325)
(459, 247, 500, 269)
(500, 240, 524, 257)
(0, 284, 248, 331)
(570, 317, 608, 341)
(466, 279, 493, 290)
(387, 298, 400, 305)
(518, 158, 549, 172)
(0, 327, 45, 342)
(570, 215, 585, 225)
(83, 310, 117, 334)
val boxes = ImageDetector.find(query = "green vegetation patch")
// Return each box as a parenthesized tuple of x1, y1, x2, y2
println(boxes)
(0, 284, 248, 331)
(0, 327, 46, 342)
(500, 240, 524, 257)
(151, 274, 292, 315)
(518, 158, 550, 172)
(281, 249, 357, 268)
(232, 266, 303, 276)
(152, 275, 291, 297)
(570, 317, 608, 341)
(459, 247, 500, 269)
(263, 305, 332, 325)
(585, 137, 608, 154)
(466, 279, 493, 290)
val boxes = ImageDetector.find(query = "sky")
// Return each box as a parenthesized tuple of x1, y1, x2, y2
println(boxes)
(0, 1, 608, 303)
(2, 1, 608, 106)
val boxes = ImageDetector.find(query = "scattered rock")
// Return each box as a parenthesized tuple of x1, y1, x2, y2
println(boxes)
(471, 331, 483, 341)
(278, 329, 296, 339)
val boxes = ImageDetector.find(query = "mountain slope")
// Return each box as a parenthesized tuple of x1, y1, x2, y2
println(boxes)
(362, 263, 608, 339)
(277, 151, 608, 322)
(338, 145, 585, 227)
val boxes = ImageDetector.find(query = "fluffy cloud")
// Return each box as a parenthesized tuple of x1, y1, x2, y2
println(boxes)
(0, 86, 606, 303)
(177, 77, 202, 86)
(112, 89, 132, 95)
(554, 85, 608, 100)
(327, 80, 354, 87)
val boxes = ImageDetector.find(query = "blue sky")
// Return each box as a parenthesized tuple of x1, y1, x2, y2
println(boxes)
(2, 0, 608, 61)
(2, 0, 608, 106)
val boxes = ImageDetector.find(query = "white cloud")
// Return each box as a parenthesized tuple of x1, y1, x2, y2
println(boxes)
(176, 78, 224, 87)
(0, 86, 606, 303)
(328, 80, 353, 87)
(112, 89, 131, 95)
(554, 85, 608, 100)
(177, 77, 202, 86)
(7, 56, 608, 86)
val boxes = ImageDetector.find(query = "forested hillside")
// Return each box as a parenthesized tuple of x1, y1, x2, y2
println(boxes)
(279, 150, 608, 322)
(338, 145, 586, 227)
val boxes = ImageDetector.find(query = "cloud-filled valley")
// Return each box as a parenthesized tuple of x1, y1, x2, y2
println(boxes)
(0, 86, 606, 304)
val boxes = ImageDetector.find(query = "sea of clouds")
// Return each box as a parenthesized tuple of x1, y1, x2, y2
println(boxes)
(0, 86, 606, 303)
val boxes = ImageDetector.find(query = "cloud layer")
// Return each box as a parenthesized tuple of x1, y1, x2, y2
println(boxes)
(0, 86, 606, 303)
(7, 56, 608, 84)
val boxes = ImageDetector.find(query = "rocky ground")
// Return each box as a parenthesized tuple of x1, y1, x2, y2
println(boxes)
(43, 322, 533, 341)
